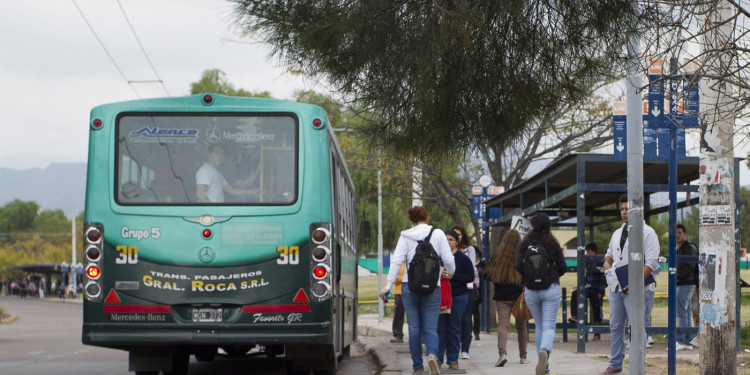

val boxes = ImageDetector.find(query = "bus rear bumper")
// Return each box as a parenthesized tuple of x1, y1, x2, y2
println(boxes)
(82, 322, 331, 348)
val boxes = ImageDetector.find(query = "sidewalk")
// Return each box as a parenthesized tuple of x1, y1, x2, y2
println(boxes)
(357, 313, 613, 375)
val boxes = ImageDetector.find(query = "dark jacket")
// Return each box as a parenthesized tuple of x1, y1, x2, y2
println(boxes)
(514, 238, 567, 287)
(676, 240, 699, 286)
(450, 251, 475, 296)
(492, 282, 523, 302)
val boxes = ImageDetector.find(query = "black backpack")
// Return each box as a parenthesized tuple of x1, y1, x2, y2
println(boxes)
(407, 227, 441, 294)
(520, 241, 555, 290)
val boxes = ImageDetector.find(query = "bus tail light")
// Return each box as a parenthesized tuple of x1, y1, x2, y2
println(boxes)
(86, 265, 101, 279)
(309, 224, 332, 301)
(83, 223, 104, 301)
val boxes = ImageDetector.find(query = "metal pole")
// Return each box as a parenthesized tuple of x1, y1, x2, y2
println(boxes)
(71, 214, 77, 298)
(626, 17, 645, 374)
(377, 147, 384, 322)
(667, 57, 679, 375)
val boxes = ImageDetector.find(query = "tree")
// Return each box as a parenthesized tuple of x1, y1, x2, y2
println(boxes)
(0, 200, 40, 236)
(231, 0, 640, 158)
(190, 69, 272, 98)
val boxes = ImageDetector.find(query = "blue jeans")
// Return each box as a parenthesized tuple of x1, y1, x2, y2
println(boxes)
(626, 289, 654, 341)
(608, 289, 648, 369)
(461, 289, 475, 353)
(676, 285, 696, 344)
(448, 292, 470, 364)
(525, 284, 561, 357)
(402, 283, 441, 371)
(437, 313, 450, 364)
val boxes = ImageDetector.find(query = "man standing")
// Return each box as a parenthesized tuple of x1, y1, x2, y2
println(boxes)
(675, 224, 699, 350)
(600, 194, 660, 375)
(391, 263, 406, 343)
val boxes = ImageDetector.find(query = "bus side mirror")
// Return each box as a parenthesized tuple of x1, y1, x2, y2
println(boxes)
(360, 221, 371, 245)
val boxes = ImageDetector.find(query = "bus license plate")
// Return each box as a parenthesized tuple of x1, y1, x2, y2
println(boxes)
(193, 308, 222, 322)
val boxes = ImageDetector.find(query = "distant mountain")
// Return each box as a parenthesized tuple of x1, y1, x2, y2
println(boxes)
(0, 163, 86, 216)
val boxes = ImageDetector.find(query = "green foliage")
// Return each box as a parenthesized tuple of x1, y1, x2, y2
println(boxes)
(189, 69, 272, 98)
(0, 200, 77, 278)
(290, 90, 471, 254)
(0, 200, 39, 234)
(741, 187, 750, 250)
(231, 0, 639, 158)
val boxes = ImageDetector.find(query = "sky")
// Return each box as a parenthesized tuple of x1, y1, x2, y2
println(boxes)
(0, 0, 324, 170)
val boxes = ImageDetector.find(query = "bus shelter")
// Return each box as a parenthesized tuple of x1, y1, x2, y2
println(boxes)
(482, 153, 742, 353)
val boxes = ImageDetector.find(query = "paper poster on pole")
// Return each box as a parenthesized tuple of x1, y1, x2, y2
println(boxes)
(511, 216, 531, 238)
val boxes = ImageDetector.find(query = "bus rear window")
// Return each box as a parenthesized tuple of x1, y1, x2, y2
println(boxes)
(115, 114, 298, 205)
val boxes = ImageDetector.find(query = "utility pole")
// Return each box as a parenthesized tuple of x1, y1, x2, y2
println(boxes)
(377, 147, 385, 322)
(625, 14, 646, 373)
(698, 1, 737, 373)
(71, 213, 77, 298)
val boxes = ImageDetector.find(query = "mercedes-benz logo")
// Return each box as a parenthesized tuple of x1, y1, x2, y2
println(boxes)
(206, 128, 220, 143)
(199, 247, 215, 263)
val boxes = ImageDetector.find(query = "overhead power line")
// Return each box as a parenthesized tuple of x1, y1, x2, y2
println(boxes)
(71, 0, 141, 98)
(115, 0, 170, 97)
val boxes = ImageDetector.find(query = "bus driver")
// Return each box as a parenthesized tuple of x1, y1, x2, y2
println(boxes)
(196, 143, 262, 203)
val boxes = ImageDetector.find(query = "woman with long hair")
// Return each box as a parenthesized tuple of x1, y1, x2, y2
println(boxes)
(435, 229, 475, 370)
(380, 206, 456, 375)
(484, 229, 528, 367)
(450, 224, 477, 359)
(515, 213, 567, 375)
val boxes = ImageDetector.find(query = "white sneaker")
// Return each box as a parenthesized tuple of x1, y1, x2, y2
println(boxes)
(647, 335, 654, 344)
(460, 352, 470, 359)
(427, 354, 440, 375)
(495, 354, 507, 367)
(676, 343, 694, 351)
(520, 357, 528, 364)
(690, 336, 699, 347)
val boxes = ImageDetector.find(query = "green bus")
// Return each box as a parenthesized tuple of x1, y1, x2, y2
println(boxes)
(81, 94, 358, 375)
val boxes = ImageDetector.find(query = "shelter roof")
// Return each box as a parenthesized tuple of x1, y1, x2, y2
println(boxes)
(485, 153, 705, 225)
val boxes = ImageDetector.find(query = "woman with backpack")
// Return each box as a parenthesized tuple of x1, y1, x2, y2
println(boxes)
(515, 213, 567, 375)
(484, 229, 528, 367)
(380, 206, 456, 375)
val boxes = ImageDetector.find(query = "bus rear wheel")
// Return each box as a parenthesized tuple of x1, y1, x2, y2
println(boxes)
(164, 348, 190, 375)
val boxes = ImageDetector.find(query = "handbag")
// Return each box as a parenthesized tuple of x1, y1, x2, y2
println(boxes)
(512, 291, 533, 321)
(440, 277, 452, 312)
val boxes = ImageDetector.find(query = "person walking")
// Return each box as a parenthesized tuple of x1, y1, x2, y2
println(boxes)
(391, 263, 407, 343)
(569, 243, 606, 341)
(515, 213, 567, 375)
(435, 229, 474, 370)
(450, 225, 476, 359)
(484, 229, 528, 367)
(471, 248, 485, 341)
(600, 194, 660, 375)
(675, 223, 699, 350)
(380, 206, 456, 375)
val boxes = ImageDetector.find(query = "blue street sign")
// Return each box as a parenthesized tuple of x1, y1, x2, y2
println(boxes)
(676, 127, 686, 159)
(658, 128, 671, 160)
(644, 105, 658, 161)
(648, 74, 666, 128)
(472, 194, 481, 219)
(613, 113, 627, 161)
(682, 77, 700, 128)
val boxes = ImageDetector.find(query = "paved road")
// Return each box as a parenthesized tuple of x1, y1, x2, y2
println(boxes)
(0, 295, 377, 375)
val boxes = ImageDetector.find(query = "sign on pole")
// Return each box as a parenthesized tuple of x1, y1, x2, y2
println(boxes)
(643, 100, 658, 160)
(613, 102, 627, 161)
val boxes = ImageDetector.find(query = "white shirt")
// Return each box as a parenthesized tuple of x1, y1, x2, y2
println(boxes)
(195, 162, 227, 203)
(385, 224, 456, 290)
(605, 222, 661, 292)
